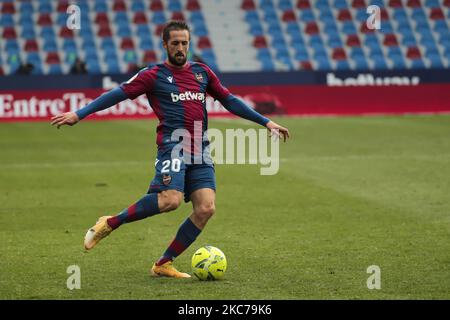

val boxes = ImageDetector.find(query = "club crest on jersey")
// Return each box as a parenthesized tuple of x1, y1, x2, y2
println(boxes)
(162, 174, 172, 186)
(167, 76, 173, 83)
(195, 72, 204, 82)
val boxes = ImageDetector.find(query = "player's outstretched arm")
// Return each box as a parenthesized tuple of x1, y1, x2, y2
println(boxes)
(50, 111, 80, 129)
(265, 120, 290, 142)
(50, 87, 128, 129)
(220, 95, 290, 142)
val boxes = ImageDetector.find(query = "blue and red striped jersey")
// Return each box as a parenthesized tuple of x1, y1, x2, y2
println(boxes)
(120, 61, 230, 147)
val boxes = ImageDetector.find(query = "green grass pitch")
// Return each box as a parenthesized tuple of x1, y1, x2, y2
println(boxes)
(1, 115, 449, 299)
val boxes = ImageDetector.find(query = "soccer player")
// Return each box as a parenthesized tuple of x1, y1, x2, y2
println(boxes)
(51, 21, 290, 278)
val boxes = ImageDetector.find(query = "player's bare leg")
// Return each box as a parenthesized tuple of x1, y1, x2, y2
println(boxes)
(189, 188, 216, 230)
(151, 188, 216, 278)
(84, 190, 182, 250)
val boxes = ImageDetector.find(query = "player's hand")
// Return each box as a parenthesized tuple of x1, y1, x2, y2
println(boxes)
(50, 112, 79, 129)
(266, 121, 290, 142)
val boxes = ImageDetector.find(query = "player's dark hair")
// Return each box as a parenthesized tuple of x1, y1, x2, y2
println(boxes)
(162, 20, 191, 42)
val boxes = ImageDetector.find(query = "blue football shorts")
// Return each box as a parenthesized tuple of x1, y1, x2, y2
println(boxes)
(147, 144, 216, 203)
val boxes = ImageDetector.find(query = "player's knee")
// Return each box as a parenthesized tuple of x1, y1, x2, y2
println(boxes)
(158, 191, 182, 212)
(195, 203, 215, 221)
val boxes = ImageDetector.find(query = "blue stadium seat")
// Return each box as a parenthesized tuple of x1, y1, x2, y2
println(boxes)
(260, 57, 275, 71)
(294, 49, 309, 61)
(87, 61, 102, 74)
(5, 40, 20, 54)
(300, 9, 315, 22)
(387, 47, 402, 60)
(315, 0, 330, 10)
(260, 0, 275, 10)
(123, 51, 138, 64)
(433, 21, 449, 33)
(424, 0, 440, 7)
(48, 64, 63, 75)
(40, 27, 56, 40)
(139, 38, 154, 50)
(248, 18, 263, 29)
(201, 49, 216, 61)
(136, 24, 151, 37)
(193, 24, 209, 37)
(43, 40, 58, 52)
(0, 14, 14, 27)
(65, 52, 78, 65)
(245, 10, 260, 23)
(316, 59, 331, 70)
(101, 38, 116, 50)
(20, 1, 34, 14)
(371, 55, 388, 69)
(31, 64, 44, 75)
(131, 0, 145, 12)
(84, 46, 98, 57)
(86, 51, 99, 63)
(327, 35, 343, 48)
(410, 59, 425, 69)
(390, 54, 406, 69)
(341, 22, 357, 35)
(94, 1, 108, 12)
(333, 0, 348, 9)
(278, 0, 293, 10)
(353, 56, 369, 70)
(63, 39, 77, 51)
(21, 27, 36, 40)
(168, 0, 183, 12)
(152, 11, 166, 24)
(380, 22, 394, 34)
(370, 0, 385, 7)
(354, 9, 368, 22)
(286, 22, 301, 35)
(335, 60, 350, 70)
(401, 34, 417, 47)
(18, 15, 34, 28)
(190, 11, 205, 23)
(38, 1, 53, 13)
(392, 8, 407, 21)
(27, 52, 41, 66)
(267, 23, 283, 36)
(118, 25, 132, 37)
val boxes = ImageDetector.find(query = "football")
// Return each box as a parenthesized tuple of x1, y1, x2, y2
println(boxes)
(191, 246, 227, 281)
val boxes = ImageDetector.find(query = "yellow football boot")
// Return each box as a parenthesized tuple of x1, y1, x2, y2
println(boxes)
(150, 261, 191, 278)
(84, 216, 113, 250)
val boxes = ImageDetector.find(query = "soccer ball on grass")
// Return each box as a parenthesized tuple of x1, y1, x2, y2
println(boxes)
(191, 246, 227, 281)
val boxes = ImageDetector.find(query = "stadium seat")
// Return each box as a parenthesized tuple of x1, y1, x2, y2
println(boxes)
(48, 64, 63, 74)
(186, 0, 201, 11)
(150, 0, 164, 11)
(1, 2, 15, 14)
(24, 40, 39, 52)
(46, 52, 61, 64)
(5, 40, 20, 54)
(133, 12, 148, 24)
(113, 0, 127, 11)
(0, 14, 14, 27)
(3, 27, 17, 39)
(297, 0, 311, 9)
(0, 0, 447, 74)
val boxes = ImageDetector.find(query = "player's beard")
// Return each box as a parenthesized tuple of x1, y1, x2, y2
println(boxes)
(168, 51, 187, 67)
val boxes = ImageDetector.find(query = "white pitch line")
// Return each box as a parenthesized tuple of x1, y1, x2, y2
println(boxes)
(1, 154, 449, 170)
(0, 160, 149, 169)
